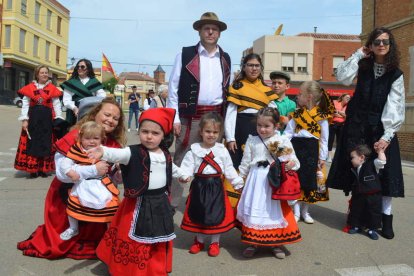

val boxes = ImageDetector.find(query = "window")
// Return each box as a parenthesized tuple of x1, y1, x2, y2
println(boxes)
(4, 70, 13, 90)
(281, 53, 294, 72)
(333, 56, 345, 74)
(21, 0, 27, 15)
(35, 2, 41, 24)
(297, 54, 307, 73)
(56, 46, 61, 64)
(19, 29, 26, 52)
(4, 25, 11, 48)
(57, 16, 62, 35)
(18, 71, 29, 89)
(46, 9, 52, 30)
(6, 0, 13, 10)
(33, 35, 39, 57)
(45, 41, 50, 61)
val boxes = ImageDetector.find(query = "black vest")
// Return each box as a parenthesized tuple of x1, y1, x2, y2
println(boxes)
(121, 144, 172, 198)
(351, 159, 381, 194)
(346, 64, 402, 140)
(177, 43, 231, 116)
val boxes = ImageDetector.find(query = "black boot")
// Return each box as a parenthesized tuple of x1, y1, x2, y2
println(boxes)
(381, 214, 394, 239)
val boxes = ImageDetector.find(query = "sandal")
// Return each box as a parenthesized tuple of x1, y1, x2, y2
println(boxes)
(60, 228, 79, 241)
(272, 246, 286, 259)
(242, 246, 258, 258)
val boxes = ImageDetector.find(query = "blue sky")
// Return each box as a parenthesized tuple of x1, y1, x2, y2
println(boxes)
(59, 0, 362, 79)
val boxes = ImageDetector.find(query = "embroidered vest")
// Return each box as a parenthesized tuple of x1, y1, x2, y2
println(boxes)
(177, 43, 231, 116)
(121, 144, 173, 198)
(60, 77, 104, 105)
(347, 65, 403, 137)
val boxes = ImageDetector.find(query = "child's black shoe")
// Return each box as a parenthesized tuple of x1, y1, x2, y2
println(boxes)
(368, 230, 379, 240)
(348, 227, 361, 234)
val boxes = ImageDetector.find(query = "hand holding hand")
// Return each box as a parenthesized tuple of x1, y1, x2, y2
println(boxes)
(179, 177, 190, 183)
(374, 139, 389, 152)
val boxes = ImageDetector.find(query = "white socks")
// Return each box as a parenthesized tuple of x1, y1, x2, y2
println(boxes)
(382, 196, 392, 215)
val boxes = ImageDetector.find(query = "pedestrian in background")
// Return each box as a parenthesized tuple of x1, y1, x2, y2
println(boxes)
(127, 85, 140, 132)
(143, 89, 155, 110)
(327, 93, 350, 162)
(151, 84, 168, 108)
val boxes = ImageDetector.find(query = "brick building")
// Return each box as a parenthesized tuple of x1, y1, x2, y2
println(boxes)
(247, 33, 360, 97)
(362, 0, 414, 160)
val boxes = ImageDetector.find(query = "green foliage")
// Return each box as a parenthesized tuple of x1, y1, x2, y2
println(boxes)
(103, 77, 118, 94)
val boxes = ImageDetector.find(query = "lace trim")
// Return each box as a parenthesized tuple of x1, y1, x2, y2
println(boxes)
(237, 216, 288, 230)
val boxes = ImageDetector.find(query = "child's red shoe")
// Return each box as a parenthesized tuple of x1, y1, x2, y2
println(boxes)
(189, 238, 204, 254)
(208, 242, 220, 257)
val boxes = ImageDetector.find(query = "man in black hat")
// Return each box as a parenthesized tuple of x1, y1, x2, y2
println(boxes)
(127, 85, 140, 132)
(167, 12, 231, 211)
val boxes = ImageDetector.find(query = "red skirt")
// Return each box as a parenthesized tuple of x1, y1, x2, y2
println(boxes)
(181, 187, 235, 235)
(16, 177, 107, 259)
(97, 197, 173, 276)
(14, 130, 56, 173)
(240, 201, 302, 246)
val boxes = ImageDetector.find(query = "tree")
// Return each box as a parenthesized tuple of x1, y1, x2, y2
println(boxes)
(102, 77, 118, 94)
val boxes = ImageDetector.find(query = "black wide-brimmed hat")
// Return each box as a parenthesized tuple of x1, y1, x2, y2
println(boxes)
(193, 12, 227, 31)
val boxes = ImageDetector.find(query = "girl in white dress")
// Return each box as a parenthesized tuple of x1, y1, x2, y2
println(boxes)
(59, 121, 120, 240)
(237, 107, 302, 259)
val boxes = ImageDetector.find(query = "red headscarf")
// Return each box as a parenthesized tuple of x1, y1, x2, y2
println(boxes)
(139, 108, 176, 135)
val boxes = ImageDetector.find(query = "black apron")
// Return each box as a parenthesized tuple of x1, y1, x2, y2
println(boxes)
(188, 151, 225, 226)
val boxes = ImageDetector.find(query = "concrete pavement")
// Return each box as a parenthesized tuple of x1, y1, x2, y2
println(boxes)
(0, 105, 413, 276)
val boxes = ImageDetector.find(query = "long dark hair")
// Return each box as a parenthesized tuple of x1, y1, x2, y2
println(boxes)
(360, 27, 400, 72)
(71, 58, 96, 79)
(233, 53, 267, 86)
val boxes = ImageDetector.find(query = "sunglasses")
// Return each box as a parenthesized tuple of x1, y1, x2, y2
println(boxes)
(373, 39, 390, 46)
(77, 65, 87, 70)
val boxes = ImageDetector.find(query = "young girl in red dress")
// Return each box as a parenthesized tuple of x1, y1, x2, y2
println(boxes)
(88, 108, 186, 276)
(180, 112, 243, 257)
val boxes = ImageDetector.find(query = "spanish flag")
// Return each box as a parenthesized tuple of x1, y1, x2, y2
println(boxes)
(102, 53, 117, 81)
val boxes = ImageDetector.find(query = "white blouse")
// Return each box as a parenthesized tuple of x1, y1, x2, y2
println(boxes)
(18, 81, 63, 121)
(335, 49, 405, 142)
(180, 143, 244, 189)
(238, 134, 300, 179)
(283, 118, 329, 161)
(224, 101, 278, 142)
(101, 146, 184, 190)
(63, 77, 106, 111)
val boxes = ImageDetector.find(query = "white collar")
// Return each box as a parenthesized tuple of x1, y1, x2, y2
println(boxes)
(190, 143, 224, 158)
(198, 43, 220, 57)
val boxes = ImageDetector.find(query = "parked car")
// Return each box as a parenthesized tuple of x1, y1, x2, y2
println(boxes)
(13, 96, 23, 108)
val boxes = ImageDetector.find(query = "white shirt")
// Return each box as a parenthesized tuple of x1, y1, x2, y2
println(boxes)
(335, 49, 405, 142)
(18, 81, 63, 121)
(180, 143, 244, 189)
(224, 101, 278, 142)
(63, 77, 106, 111)
(238, 134, 300, 178)
(283, 118, 329, 161)
(101, 146, 184, 190)
(167, 43, 225, 123)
